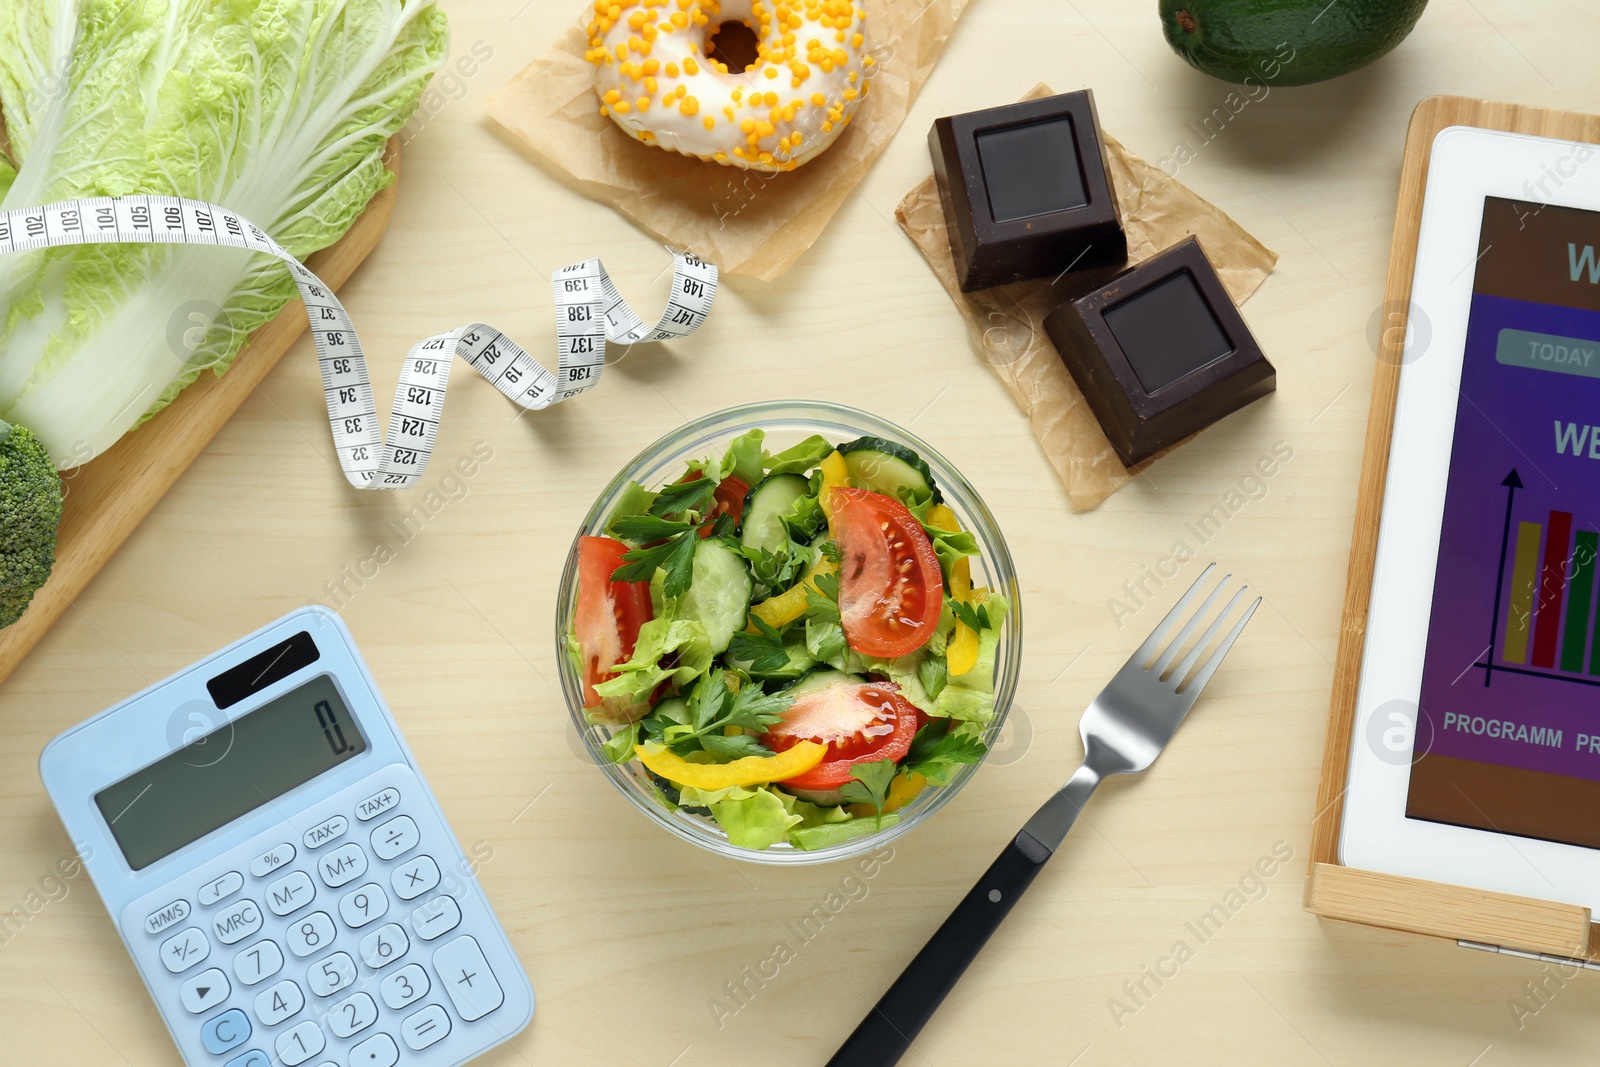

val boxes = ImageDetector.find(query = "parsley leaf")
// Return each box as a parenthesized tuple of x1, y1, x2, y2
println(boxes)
(727, 615, 791, 672)
(699, 732, 774, 760)
(650, 476, 718, 519)
(805, 616, 847, 668)
(901, 721, 987, 784)
(918, 655, 950, 700)
(661, 669, 792, 752)
(819, 538, 843, 564)
(739, 541, 810, 599)
(722, 681, 793, 732)
(836, 759, 898, 814)
(610, 475, 728, 595)
(613, 524, 701, 596)
(950, 599, 991, 632)
(609, 513, 696, 541)
(805, 571, 841, 624)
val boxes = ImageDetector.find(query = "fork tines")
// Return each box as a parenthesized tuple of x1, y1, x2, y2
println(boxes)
(1134, 563, 1261, 695)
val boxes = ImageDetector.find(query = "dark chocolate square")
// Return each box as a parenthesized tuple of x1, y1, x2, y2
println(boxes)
(1043, 237, 1275, 466)
(930, 90, 1127, 292)
(976, 119, 1089, 221)
(1103, 271, 1234, 393)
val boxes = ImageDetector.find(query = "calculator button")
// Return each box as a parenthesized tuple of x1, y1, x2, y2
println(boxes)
(355, 787, 400, 821)
(303, 815, 348, 850)
(400, 1004, 451, 1051)
(338, 883, 389, 929)
(358, 923, 409, 970)
(391, 855, 440, 901)
(411, 896, 461, 942)
(201, 1009, 251, 1055)
(198, 871, 244, 907)
(307, 951, 357, 997)
(212, 899, 263, 945)
(266, 871, 316, 917)
(327, 991, 378, 1039)
(144, 898, 190, 935)
(159, 926, 210, 973)
(379, 964, 429, 1010)
(253, 978, 304, 1026)
(349, 1032, 399, 1067)
(275, 1020, 325, 1066)
(249, 843, 296, 879)
(287, 912, 336, 957)
(222, 1050, 270, 1067)
(233, 939, 284, 986)
(431, 936, 503, 1021)
(317, 843, 367, 888)
(180, 967, 230, 1014)
(369, 815, 419, 861)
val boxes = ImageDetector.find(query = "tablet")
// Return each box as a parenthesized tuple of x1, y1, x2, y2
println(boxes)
(1341, 125, 1600, 913)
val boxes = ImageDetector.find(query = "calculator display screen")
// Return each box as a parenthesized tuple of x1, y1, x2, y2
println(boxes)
(95, 675, 366, 870)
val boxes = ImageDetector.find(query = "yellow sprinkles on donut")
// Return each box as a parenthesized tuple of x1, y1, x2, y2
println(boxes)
(587, 0, 872, 172)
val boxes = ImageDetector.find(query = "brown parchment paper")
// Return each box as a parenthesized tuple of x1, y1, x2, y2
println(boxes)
(483, 0, 971, 280)
(896, 85, 1279, 511)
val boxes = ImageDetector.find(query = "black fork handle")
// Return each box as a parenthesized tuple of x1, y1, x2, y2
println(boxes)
(825, 829, 1052, 1067)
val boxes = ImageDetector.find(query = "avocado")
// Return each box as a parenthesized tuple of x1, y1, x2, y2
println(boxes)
(1159, 0, 1429, 87)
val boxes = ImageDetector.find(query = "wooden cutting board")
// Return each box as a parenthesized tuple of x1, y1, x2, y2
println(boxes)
(0, 144, 400, 686)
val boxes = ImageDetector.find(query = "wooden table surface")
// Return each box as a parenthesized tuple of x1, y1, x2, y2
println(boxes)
(5, 1, 1600, 1064)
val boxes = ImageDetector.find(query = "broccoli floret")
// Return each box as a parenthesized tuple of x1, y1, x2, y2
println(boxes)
(0, 420, 63, 629)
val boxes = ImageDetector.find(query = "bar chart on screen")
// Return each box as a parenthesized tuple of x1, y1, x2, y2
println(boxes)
(1484, 467, 1600, 686)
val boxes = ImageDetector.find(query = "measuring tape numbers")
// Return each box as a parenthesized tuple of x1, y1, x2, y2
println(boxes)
(0, 196, 717, 489)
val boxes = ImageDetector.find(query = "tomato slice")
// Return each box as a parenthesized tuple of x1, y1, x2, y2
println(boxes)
(830, 487, 945, 658)
(679, 471, 751, 537)
(575, 536, 653, 709)
(765, 679, 918, 790)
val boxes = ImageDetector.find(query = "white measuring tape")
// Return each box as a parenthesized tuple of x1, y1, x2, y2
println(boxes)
(0, 196, 717, 488)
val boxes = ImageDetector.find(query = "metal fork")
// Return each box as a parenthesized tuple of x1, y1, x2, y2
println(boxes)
(827, 564, 1260, 1067)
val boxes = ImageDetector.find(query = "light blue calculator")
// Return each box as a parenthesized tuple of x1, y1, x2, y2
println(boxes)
(41, 606, 534, 1067)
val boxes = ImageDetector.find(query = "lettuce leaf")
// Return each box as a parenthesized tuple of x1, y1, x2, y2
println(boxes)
(765, 434, 833, 475)
(680, 783, 803, 850)
(0, 1, 450, 467)
(788, 814, 898, 851)
(590, 598, 714, 724)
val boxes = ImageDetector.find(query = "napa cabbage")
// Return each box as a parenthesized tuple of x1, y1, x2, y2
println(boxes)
(0, 0, 449, 467)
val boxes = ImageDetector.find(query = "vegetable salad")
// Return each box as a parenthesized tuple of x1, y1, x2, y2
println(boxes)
(568, 429, 1010, 851)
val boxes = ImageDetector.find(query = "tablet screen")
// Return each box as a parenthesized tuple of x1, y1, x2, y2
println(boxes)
(1409, 196, 1600, 848)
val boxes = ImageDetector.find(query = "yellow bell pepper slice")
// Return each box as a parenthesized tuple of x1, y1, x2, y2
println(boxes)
(748, 555, 837, 630)
(635, 740, 826, 791)
(846, 771, 928, 818)
(818, 450, 851, 523)
(947, 590, 987, 677)
(925, 502, 960, 535)
(926, 503, 982, 675)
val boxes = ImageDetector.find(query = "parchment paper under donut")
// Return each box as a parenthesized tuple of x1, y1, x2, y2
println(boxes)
(897, 84, 1279, 511)
(482, 0, 971, 280)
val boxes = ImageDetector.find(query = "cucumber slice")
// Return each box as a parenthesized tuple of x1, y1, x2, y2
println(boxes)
(837, 436, 942, 504)
(784, 666, 866, 694)
(676, 539, 753, 654)
(739, 473, 813, 554)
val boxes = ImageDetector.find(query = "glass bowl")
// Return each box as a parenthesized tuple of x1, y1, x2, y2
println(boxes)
(554, 401, 1022, 864)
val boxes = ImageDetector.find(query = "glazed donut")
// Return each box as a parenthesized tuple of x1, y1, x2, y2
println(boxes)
(585, 0, 872, 172)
